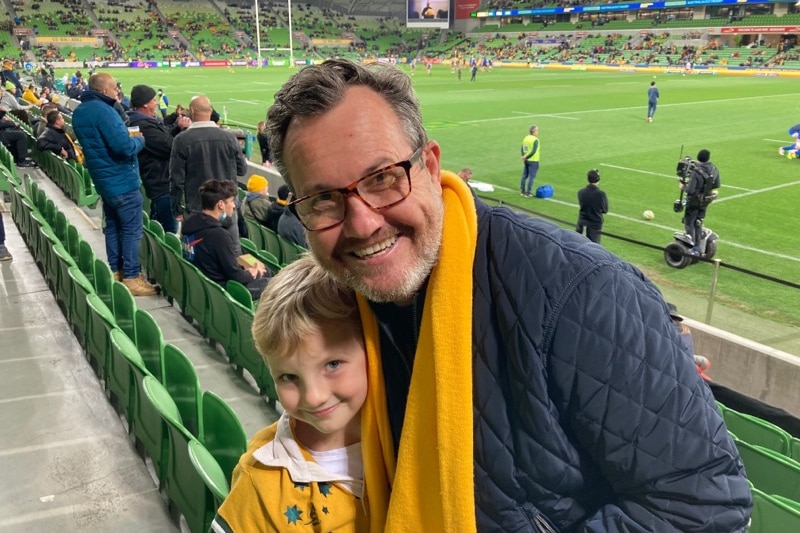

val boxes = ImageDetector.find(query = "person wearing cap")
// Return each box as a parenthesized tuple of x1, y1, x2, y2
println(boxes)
(576, 168, 608, 244)
(72, 73, 156, 296)
(242, 174, 272, 226)
(264, 184, 289, 233)
(519, 125, 539, 197)
(128, 84, 191, 234)
(0, 107, 33, 167)
(169, 94, 247, 254)
(680, 149, 720, 256)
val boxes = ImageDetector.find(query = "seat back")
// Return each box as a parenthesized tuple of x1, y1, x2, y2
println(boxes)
(112, 281, 137, 340)
(736, 439, 800, 504)
(134, 308, 165, 382)
(261, 227, 282, 263)
(65, 223, 81, 261)
(180, 261, 209, 331)
(163, 344, 202, 437)
(228, 299, 276, 401)
(78, 239, 96, 286)
(243, 217, 265, 249)
(725, 408, 791, 455)
(203, 278, 234, 351)
(93, 257, 115, 309)
(749, 487, 800, 533)
(164, 232, 182, 254)
(140, 375, 185, 493)
(86, 293, 116, 380)
(67, 266, 94, 348)
(201, 391, 247, 485)
(188, 439, 230, 529)
(225, 280, 253, 311)
(160, 239, 187, 312)
(108, 328, 140, 424)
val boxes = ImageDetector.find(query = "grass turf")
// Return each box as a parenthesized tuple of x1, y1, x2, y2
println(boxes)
(101, 65, 800, 331)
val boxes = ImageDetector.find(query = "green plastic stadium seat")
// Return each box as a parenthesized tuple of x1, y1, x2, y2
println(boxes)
(201, 391, 247, 485)
(112, 281, 138, 340)
(134, 308, 165, 382)
(735, 439, 800, 504)
(162, 344, 202, 438)
(724, 407, 791, 455)
(749, 487, 800, 533)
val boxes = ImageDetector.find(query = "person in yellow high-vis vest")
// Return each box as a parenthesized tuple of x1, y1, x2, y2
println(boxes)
(520, 125, 539, 197)
(156, 88, 169, 119)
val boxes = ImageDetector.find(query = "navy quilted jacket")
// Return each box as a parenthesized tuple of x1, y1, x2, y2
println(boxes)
(469, 201, 751, 532)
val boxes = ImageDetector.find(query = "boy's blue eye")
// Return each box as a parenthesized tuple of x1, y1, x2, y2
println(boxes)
(326, 360, 341, 371)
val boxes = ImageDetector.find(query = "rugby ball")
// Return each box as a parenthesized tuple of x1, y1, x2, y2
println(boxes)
(643, 210, 655, 220)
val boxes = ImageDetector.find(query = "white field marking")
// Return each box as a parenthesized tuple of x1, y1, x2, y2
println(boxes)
(230, 98, 260, 105)
(512, 110, 580, 120)
(764, 138, 791, 143)
(600, 163, 752, 191)
(462, 92, 799, 125)
(714, 180, 800, 203)
(492, 184, 800, 262)
(252, 81, 273, 85)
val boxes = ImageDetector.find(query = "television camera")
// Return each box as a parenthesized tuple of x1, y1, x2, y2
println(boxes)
(663, 154, 718, 268)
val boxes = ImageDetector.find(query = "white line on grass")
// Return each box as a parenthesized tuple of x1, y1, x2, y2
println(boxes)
(512, 111, 579, 120)
(714, 180, 800, 203)
(764, 138, 789, 143)
(230, 99, 260, 105)
(600, 163, 752, 192)
(462, 92, 800, 125)
(491, 184, 800, 262)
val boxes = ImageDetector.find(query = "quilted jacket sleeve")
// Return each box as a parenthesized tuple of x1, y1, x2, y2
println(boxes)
(546, 258, 752, 532)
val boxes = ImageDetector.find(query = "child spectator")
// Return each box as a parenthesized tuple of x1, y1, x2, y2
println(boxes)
(241, 174, 272, 226)
(212, 254, 369, 531)
(264, 184, 289, 233)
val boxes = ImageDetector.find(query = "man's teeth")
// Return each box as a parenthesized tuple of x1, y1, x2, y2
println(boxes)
(354, 236, 397, 258)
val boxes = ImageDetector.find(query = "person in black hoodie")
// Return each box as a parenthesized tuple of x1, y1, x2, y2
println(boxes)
(127, 84, 191, 234)
(182, 179, 270, 300)
(264, 184, 289, 232)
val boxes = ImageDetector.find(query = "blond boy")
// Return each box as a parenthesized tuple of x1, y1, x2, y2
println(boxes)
(212, 254, 368, 532)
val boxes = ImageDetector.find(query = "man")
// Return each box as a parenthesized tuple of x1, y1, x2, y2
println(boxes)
(264, 184, 289, 233)
(575, 168, 608, 244)
(520, 124, 539, 197)
(181, 179, 270, 301)
(128, 84, 190, 234)
(35, 109, 81, 163)
(169, 94, 247, 254)
(0, 60, 24, 97)
(647, 80, 659, 123)
(72, 73, 157, 296)
(421, 1, 435, 18)
(266, 59, 751, 532)
(276, 206, 307, 248)
(157, 88, 169, 119)
(457, 167, 473, 183)
(680, 149, 720, 256)
(0, 107, 32, 167)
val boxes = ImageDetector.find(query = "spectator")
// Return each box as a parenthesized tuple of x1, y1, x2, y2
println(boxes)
(265, 58, 752, 531)
(277, 206, 307, 248)
(256, 120, 271, 165)
(35, 109, 82, 163)
(214, 254, 368, 531)
(241, 174, 272, 226)
(72, 73, 156, 296)
(157, 88, 169, 119)
(457, 167, 472, 183)
(0, 108, 32, 167)
(128, 84, 190, 234)
(181, 179, 270, 301)
(0, 60, 24, 96)
(170, 94, 247, 254)
(519, 124, 539, 197)
(264, 184, 289, 233)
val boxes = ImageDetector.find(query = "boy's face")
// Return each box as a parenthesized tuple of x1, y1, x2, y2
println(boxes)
(267, 318, 367, 449)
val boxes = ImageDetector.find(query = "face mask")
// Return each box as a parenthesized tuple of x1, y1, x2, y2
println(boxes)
(220, 211, 228, 222)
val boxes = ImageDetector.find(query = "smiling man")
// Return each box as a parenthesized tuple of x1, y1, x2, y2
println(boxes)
(265, 59, 751, 533)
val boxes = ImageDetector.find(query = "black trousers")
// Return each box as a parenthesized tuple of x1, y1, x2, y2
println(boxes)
(0, 129, 28, 163)
(576, 221, 603, 244)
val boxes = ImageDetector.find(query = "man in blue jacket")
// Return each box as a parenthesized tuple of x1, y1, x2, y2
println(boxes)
(72, 73, 157, 296)
(266, 59, 752, 532)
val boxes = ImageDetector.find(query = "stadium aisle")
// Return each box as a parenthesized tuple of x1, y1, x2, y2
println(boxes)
(0, 169, 279, 530)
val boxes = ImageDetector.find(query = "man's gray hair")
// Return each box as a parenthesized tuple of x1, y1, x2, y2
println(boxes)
(266, 59, 427, 192)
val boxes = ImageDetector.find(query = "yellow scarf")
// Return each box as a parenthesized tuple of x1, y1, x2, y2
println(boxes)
(360, 171, 477, 532)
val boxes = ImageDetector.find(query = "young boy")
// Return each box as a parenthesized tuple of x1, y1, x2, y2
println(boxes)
(212, 254, 369, 532)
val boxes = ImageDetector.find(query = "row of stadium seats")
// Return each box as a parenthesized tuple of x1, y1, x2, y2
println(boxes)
(5, 169, 246, 532)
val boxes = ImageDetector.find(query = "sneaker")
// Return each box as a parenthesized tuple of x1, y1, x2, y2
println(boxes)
(688, 247, 700, 257)
(122, 276, 158, 296)
(789, 152, 797, 160)
(16, 159, 35, 168)
(647, 117, 652, 123)
(779, 148, 785, 156)
(0, 244, 12, 261)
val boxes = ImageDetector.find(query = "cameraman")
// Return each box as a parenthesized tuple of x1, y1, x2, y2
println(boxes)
(680, 149, 720, 255)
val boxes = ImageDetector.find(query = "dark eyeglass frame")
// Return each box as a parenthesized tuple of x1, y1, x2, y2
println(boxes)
(289, 146, 423, 231)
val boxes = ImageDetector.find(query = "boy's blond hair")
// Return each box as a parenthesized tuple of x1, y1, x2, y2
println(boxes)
(252, 254, 358, 360)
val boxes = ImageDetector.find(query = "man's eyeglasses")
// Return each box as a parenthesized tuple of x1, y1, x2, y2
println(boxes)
(289, 147, 423, 231)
